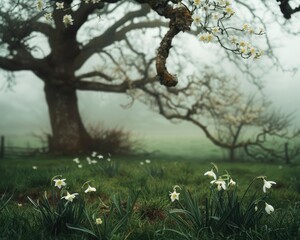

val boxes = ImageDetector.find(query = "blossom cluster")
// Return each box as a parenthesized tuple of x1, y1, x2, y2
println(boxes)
(176, 0, 264, 59)
(36, 0, 102, 27)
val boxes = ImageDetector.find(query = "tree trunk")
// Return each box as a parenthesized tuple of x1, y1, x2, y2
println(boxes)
(44, 83, 93, 154)
(229, 148, 236, 162)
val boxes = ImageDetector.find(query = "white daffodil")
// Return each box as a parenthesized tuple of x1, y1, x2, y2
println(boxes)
(87, 157, 92, 164)
(73, 158, 80, 164)
(85, 185, 96, 193)
(107, 158, 111, 162)
(53, 178, 66, 189)
(78, 164, 83, 168)
(56, 2, 64, 9)
(265, 202, 274, 214)
(91, 151, 97, 157)
(140, 161, 144, 165)
(96, 218, 102, 225)
(17, 203, 22, 207)
(62, 192, 78, 202)
(91, 160, 98, 164)
(32, 166, 37, 170)
(98, 155, 104, 159)
(63, 14, 74, 27)
(145, 159, 151, 164)
(229, 178, 236, 187)
(169, 190, 180, 202)
(263, 178, 276, 193)
(204, 169, 217, 180)
(214, 180, 227, 191)
(255, 205, 258, 211)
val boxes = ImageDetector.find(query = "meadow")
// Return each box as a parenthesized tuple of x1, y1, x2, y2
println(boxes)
(0, 139, 300, 240)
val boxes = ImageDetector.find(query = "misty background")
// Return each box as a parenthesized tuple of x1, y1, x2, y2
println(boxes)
(0, 7, 300, 157)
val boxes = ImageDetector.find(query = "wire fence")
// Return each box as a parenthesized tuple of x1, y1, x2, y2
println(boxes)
(0, 135, 48, 159)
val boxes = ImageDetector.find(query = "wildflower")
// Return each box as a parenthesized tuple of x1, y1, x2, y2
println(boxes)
(265, 202, 274, 214)
(255, 205, 258, 211)
(61, 192, 78, 202)
(107, 158, 111, 162)
(96, 218, 102, 225)
(91, 151, 97, 157)
(91, 160, 98, 164)
(17, 203, 22, 207)
(36, 0, 43, 10)
(169, 189, 180, 202)
(87, 157, 92, 164)
(214, 180, 227, 191)
(53, 178, 66, 189)
(140, 161, 144, 165)
(145, 159, 151, 164)
(263, 178, 276, 193)
(32, 166, 37, 170)
(73, 158, 80, 164)
(78, 164, 83, 168)
(98, 155, 104, 159)
(44, 13, 53, 22)
(229, 178, 236, 186)
(204, 169, 217, 180)
(63, 14, 74, 27)
(85, 185, 96, 193)
(56, 2, 64, 9)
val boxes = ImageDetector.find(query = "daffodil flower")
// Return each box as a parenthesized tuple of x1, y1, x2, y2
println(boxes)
(265, 202, 274, 214)
(73, 158, 80, 164)
(169, 190, 180, 202)
(61, 192, 78, 202)
(85, 185, 96, 193)
(145, 159, 151, 164)
(204, 169, 217, 180)
(214, 180, 227, 191)
(229, 178, 236, 187)
(53, 178, 66, 189)
(263, 178, 276, 193)
(96, 218, 102, 225)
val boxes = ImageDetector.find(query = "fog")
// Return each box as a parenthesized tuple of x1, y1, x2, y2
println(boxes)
(0, 2, 300, 149)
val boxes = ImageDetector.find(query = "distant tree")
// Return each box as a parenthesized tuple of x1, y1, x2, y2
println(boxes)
(0, 0, 298, 154)
(140, 72, 300, 162)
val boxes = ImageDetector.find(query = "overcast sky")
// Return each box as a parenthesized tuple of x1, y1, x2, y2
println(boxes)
(1, 2, 300, 148)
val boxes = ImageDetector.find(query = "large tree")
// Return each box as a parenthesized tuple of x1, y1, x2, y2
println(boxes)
(0, 0, 298, 154)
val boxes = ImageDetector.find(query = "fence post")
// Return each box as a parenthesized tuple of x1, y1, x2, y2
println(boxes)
(0, 136, 4, 159)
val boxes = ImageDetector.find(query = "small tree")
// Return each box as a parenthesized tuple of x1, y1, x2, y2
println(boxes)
(140, 71, 300, 162)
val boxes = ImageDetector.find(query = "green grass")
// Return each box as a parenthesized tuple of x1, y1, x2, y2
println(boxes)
(0, 153, 299, 239)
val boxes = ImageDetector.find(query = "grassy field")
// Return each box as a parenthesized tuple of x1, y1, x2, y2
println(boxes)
(0, 149, 300, 240)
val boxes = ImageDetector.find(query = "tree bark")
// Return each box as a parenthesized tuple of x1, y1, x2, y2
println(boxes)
(229, 148, 236, 162)
(44, 82, 93, 154)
